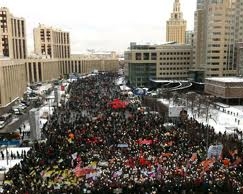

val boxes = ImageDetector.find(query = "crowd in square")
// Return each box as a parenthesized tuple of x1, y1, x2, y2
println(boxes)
(2, 72, 243, 194)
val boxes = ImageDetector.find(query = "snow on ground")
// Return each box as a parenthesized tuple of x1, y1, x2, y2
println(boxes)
(0, 147, 31, 173)
(115, 77, 125, 85)
(120, 85, 131, 91)
(157, 96, 243, 135)
(8, 117, 19, 125)
(185, 103, 242, 135)
(35, 84, 53, 95)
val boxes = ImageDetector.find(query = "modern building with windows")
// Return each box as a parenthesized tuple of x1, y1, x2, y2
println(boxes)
(33, 24, 70, 59)
(0, 7, 119, 108)
(0, 7, 27, 59)
(166, 0, 187, 44)
(236, 42, 243, 76)
(193, 0, 243, 78)
(125, 42, 192, 87)
(205, 77, 243, 104)
(185, 31, 194, 46)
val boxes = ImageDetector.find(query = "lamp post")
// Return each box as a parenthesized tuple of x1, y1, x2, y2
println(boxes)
(4, 141, 9, 166)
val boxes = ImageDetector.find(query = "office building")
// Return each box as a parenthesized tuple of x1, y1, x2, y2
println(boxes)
(125, 42, 192, 87)
(0, 8, 120, 108)
(33, 24, 70, 59)
(193, 0, 243, 78)
(25, 57, 60, 83)
(205, 77, 243, 101)
(236, 42, 243, 75)
(166, 0, 187, 44)
(185, 31, 194, 46)
(0, 7, 27, 59)
(0, 59, 26, 108)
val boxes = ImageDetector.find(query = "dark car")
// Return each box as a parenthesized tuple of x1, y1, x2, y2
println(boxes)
(21, 100, 30, 106)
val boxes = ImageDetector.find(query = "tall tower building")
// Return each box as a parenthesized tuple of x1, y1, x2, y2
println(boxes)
(185, 30, 194, 46)
(0, 7, 27, 59)
(166, 0, 187, 44)
(0, 28, 3, 57)
(193, 0, 243, 77)
(233, 0, 243, 75)
(33, 24, 70, 59)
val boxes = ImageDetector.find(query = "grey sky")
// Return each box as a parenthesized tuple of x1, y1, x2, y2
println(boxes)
(1, 0, 196, 54)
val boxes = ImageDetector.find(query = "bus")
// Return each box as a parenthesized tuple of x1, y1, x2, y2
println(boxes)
(0, 113, 12, 129)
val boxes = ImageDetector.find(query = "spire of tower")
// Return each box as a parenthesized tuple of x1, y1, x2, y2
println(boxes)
(173, 0, 181, 13)
(170, 0, 183, 20)
(166, 0, 187, 44)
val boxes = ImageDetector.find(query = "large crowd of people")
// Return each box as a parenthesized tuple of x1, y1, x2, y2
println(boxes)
(2, 72, 243, 193)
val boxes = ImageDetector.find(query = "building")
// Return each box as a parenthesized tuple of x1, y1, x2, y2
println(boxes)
(204, 77, 243, 103)
(166, 0, 187, 44)
(0, 7, 27, 59)
(0, 59, 26, 108)
(185, 31, 194, 46)
(233, 0, 243, 76)
(71, 51, 117, 60)
(25, 58, 60, 83)
(124, 42, 192, 87)
(193, 0, 243, 78)
(33, 24, 70, 59)
(236, 42, 243, 76)
(233, 0, 243, 43)
(60, 57, 119, 76)
(25, 57, 119, 84)
(0, 8, 119, 108)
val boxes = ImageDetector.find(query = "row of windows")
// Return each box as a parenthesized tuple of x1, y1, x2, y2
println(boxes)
(160, 62, 190, 65)
(159, 57, 191, 60)
(135, 52, 191, 60)
(159, 52, 191, 55)
(159, 67, 190, 70)
(135, 53, 157, 60)
(159, 72, 188, 75)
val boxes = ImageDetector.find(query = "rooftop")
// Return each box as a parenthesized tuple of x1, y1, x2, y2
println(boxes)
(205, 77, 243, 83)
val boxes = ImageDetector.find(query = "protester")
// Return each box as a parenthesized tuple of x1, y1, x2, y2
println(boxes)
(2, 72, 243, 194)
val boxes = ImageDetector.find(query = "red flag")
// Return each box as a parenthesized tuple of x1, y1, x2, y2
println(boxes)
(137, 139, 153, 145)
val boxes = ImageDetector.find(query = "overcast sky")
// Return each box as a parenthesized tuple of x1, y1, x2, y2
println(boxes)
(1, 0, 196, 54)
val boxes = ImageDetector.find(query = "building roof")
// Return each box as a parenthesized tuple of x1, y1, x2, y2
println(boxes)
(206, 77, 243, 83)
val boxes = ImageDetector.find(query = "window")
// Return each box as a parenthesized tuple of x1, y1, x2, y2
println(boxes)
(143, 53, 149, 60)
(151, 53, 157, 60)
(136, 53, 142, 60)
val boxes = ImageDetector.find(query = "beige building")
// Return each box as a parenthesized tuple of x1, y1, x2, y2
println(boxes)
(0, 7, 27, 59)
(0, 59, 26, 107)
(236, 42, 243, 75)
(205, 77, 243, 100)
(193, 0, 243, 78)
(25, 57, 119, 84)
(25, 58, 60, 83)
(0, 8, 119, 108)
(60, 58, 119, 76)
(125, 42, 192, 87)
(33, 24, 70, 59)
(71, 51, 117, 60)
(166, 0, 187, 44)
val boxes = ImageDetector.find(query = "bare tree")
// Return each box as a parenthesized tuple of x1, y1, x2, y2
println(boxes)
(186, 92, 197, 118)
(172, 91, 180, 105)
(203, 96, 213, 123)
(196, 95, 204, 118)
(161, 90, 172, 104)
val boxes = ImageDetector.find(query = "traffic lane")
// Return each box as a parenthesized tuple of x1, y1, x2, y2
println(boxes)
(0, 113, 29, 134)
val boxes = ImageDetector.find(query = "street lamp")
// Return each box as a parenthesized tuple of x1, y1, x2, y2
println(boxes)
(45, 96, 55, 121)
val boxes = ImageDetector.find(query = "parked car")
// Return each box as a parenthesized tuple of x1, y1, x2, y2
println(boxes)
(21, 100, 30, 106)
(12, 107, 23, 115)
